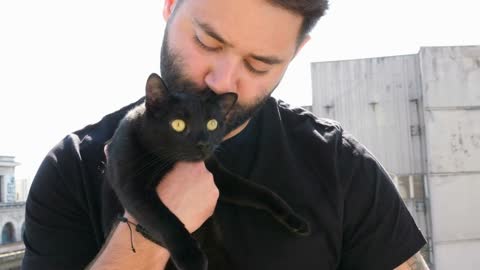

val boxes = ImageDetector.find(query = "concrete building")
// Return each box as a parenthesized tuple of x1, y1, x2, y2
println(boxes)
(310, 45, 480, 270)
(0, 156, 26, 269)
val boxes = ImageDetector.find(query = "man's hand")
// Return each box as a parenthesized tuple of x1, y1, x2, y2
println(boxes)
(394, 252, 430, 270)
(155, 161, 219, 233)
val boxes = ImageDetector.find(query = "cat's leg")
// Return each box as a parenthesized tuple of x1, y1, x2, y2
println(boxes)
(192, 217, 234, 270)
(112, 177, 208, 270)
(219, 176, 311, 236)
(206, 158, 310, 236)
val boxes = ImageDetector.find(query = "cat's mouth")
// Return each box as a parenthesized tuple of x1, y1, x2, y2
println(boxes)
(177, 144, 216, 162)
(193, 143, 216, 161)
(185, 152, 212, 162)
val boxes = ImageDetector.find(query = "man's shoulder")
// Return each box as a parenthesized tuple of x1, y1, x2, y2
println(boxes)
(273, 99, 344, 144)
(73, 98, 144, 146)
(49, 97, 145, 167)
(267, 98, 367, 168)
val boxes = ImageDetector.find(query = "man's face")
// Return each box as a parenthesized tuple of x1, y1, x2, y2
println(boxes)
(160, 0, 305, 134)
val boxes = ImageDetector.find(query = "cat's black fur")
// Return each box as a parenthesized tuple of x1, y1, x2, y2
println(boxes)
(103, 73, 310, 270)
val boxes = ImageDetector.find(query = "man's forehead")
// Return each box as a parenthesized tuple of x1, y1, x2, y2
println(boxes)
(182, 0, 302, 57)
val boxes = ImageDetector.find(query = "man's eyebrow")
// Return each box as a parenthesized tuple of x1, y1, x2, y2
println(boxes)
(249, 54, 284, 65)
(193, 18, 233, 47)
(193, 18, 285, 65)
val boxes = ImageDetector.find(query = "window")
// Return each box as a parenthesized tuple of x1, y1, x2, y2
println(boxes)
(0, 175, 3, 202)
(395, 175, 425, 200)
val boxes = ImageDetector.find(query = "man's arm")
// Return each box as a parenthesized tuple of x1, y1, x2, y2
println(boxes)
(337, 134, 428, 269)
(394, 252, 430, 270)
(86, 212, 170, 269)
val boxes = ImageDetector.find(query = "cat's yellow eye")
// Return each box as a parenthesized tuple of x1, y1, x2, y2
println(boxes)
(207, 119, 218, 131)
(171, 119, 186, 132)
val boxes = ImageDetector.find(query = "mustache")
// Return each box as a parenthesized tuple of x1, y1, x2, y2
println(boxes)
(162, 78, 215, 96)
(162, 77, 225, 102)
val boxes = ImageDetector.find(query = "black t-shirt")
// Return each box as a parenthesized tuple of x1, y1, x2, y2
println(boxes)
(215, 110, 260, 179)
(22, 97, 426, 270)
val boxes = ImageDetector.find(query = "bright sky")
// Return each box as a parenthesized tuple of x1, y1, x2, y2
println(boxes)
(1, 0, 479, 181)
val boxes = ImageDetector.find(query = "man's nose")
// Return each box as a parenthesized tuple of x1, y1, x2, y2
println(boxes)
(205, 57, 239, 94)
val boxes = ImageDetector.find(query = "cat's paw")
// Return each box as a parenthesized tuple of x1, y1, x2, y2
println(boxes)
(285, 214, 311, 236)
(172, 245, 208, 270)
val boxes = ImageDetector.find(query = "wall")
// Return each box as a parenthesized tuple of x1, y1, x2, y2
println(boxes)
(419, 46, 480, 270)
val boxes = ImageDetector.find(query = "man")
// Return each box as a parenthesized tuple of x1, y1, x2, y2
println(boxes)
(22, 0, 429, 269)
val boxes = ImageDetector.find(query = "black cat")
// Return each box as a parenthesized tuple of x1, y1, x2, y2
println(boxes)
(103, 73, 310, 270)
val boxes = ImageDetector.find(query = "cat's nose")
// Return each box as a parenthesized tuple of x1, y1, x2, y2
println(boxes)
(197, 142, 212, 154)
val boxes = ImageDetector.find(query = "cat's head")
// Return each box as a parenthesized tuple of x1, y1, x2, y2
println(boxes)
(138, 73, 237, 161)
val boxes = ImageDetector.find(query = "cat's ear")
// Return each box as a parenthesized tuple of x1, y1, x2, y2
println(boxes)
(146, 73, 168, 108)
(216, 93, 238, 116)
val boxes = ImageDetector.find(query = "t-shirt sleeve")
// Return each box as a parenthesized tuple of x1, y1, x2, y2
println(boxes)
(22, 137, 99, 270)
(338, 134, 427, 270)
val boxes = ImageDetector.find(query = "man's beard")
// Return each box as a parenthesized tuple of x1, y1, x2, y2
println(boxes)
(160, 28, 272, 135)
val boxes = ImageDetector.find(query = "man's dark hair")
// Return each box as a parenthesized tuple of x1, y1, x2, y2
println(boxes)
(267, 0, 329, 41)
(175, 0, 329, 42)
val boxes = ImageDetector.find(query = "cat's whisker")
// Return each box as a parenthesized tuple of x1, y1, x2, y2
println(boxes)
(135, 150, 180, 175)
(133, 154, 166, 178)
(134, 153, 160, 169)
(134, 155, 157, 171)
(150, 160, 176, 182)
(213, 145, 227, 155)
(133, 149, 160, 163)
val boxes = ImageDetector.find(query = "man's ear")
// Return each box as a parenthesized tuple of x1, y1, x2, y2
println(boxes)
(294, 34, 311, 58)
(163, 0, 178, 21)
